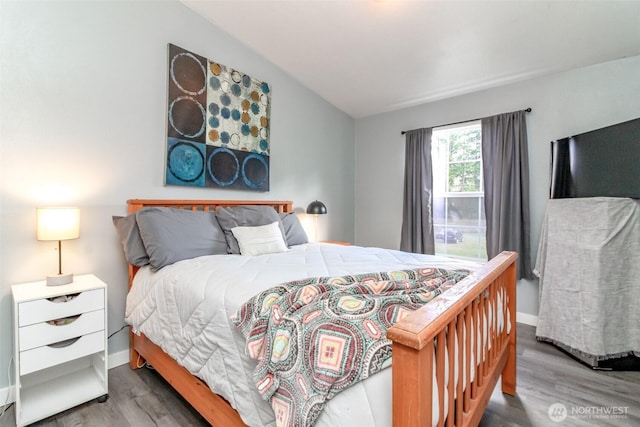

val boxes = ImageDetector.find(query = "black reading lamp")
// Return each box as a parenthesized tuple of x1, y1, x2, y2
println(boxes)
(306, 200, 327, 215)
(306, 200, 327, 241)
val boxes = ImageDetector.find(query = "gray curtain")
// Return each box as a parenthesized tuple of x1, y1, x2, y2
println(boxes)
(482, 110, 533, 279)
(400, 128, 434, 254)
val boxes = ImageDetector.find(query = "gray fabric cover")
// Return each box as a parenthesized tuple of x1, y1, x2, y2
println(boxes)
(400, 127, 435, 254)
(482, 110, 533, 279)
(535, 197, 640, 366)
(279, 212, 309, 246)
(135, 207, 228, 271)
(112, 214, 150, 267)
(216, 205, 286, 254)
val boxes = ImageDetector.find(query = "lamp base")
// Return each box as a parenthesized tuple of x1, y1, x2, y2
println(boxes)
(46, 273, 73, 286)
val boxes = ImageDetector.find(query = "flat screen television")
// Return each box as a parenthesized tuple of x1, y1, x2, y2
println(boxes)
(550, 117, 640, 199)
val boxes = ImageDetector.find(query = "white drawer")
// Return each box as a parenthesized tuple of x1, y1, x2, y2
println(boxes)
(20, 330, 105, 375)
(18, 289, 104, 327)
(19, 310, 105, 351)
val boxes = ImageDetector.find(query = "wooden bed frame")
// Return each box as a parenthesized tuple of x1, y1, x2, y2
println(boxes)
(126, 199, 517, 427)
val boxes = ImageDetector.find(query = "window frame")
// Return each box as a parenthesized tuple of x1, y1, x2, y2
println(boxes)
(431, 121, 487, 261)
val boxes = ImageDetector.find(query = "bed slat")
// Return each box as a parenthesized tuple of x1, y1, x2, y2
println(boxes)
(388, 251, 518, 427)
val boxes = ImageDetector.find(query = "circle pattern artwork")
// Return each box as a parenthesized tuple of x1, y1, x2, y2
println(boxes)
(167, 140, 205, 183)
(206, 59, 271, 156)
(166, 44, 270, 190)
(242, 153, 269, 189)
(220, 132, 230, 144)
(210, 62, 222, 76)
(168, 96, 206, 138)
(170, 53, 206, 96)
(207, 147, 239, 186)
(166, 45, 208, 187)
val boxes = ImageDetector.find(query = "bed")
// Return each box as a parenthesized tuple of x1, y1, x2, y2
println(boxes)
(120, 199, 517, 427)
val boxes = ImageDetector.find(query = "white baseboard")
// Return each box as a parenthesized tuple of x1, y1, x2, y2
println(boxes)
(108, 349, 131, 370)
(516, 311, 538, 327)
(0, 385, 14, 411)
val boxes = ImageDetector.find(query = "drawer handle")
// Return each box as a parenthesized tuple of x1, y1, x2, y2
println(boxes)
(47, 293, 80, 303)
(46, 314, 81, 326)
(48, 337, 81, 348)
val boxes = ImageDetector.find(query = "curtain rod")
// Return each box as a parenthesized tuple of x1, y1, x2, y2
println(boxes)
(400, 108, 532, 135)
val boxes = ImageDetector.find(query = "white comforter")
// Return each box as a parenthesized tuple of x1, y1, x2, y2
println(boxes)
(125, 243, 481, 427)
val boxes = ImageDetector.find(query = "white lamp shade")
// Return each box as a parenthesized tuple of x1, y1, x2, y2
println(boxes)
(37, 207, 80, 241)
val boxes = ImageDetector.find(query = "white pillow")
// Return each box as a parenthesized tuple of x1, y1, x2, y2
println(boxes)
(231, 222, 288, 256)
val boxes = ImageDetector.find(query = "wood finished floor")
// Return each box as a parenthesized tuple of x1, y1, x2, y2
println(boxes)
(1, 324, 638, 426)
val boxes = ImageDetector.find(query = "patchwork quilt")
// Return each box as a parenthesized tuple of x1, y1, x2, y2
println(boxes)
(232, 267, 470, 427)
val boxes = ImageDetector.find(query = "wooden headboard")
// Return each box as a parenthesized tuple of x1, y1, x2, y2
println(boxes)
(127, 199, 293, 214)
(126, 199, 294, 288)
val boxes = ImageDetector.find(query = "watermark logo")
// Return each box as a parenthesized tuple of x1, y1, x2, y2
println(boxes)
(548, 403, 567, 422)
(548, 403, 629, 423)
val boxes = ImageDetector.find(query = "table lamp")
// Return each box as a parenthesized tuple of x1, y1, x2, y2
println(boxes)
(37, 207, 80, 286)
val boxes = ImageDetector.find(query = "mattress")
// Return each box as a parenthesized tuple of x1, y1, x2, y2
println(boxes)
(125, 243, 487, 426)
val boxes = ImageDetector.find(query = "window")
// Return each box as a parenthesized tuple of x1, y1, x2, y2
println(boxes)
(432, 121, 487, 261)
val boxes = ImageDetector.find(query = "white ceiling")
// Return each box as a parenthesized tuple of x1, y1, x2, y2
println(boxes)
(182, 0, 640, 118)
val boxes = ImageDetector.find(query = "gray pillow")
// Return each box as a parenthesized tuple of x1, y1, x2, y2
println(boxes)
(215, 206, 286, 254)
(135, 207, 228, 271)
(112, 214, 150, 267)
(279, 212, 309, 246)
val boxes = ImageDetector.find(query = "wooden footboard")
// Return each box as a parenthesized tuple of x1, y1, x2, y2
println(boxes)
(387, 251, 518, 427)
(125, 199, 517, 427)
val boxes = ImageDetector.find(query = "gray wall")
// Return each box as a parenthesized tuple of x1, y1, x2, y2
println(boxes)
(0, 0, 354, 393)
(354, 55, 640, 317)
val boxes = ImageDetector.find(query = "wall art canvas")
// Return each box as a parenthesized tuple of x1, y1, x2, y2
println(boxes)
(165, 44, 271, 191)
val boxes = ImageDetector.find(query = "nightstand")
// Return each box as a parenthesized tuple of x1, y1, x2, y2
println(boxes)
(11, 274, 108, 426)
(321, 240, 350, 246)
